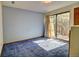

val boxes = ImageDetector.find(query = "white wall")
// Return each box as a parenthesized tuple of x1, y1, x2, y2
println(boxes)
(0, 2, 3, 56)
(3, 6, 44, 43)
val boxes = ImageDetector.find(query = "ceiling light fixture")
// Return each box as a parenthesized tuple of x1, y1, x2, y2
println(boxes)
(43, 1, 52, 3)
(42, 0, 52, 4)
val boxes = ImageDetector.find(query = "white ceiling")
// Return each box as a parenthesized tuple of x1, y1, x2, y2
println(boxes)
(2, 1, 78, 13)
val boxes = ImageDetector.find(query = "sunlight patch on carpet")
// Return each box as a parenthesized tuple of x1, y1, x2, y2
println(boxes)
(33, 39, 67, 51)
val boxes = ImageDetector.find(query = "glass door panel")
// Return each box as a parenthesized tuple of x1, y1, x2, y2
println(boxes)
(57, 12, 70, 41)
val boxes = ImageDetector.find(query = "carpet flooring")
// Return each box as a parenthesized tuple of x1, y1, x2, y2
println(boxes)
(1, 37, 69, 57)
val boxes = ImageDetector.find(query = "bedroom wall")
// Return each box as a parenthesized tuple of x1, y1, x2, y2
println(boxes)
(3, 6, 44, 44)
(0, 2, 3, 56)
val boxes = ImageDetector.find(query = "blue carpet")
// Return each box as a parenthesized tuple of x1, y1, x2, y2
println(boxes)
(1, 38, 69, 57)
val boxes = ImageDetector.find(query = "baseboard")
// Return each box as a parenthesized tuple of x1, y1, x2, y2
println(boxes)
(3, 36, 44, 45)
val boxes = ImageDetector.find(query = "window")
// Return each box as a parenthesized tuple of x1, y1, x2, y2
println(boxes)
(57, 12, 70, 41)
(49, 12, 70, 41)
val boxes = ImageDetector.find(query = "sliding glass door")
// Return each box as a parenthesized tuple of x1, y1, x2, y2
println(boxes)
(49, 12, 70, 41)
(57, 12, 70, 41)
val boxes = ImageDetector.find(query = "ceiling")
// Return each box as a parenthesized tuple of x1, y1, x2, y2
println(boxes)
(2, 1, 78, 13)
